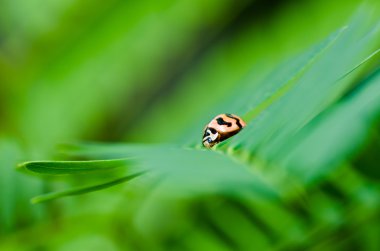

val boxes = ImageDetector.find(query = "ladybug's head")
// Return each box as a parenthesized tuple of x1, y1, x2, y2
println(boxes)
(202, 127, 220, 148)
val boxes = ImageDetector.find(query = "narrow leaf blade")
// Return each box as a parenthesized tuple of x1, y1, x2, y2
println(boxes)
(18, 158, 133, 175)
(31, 172, 144, 204)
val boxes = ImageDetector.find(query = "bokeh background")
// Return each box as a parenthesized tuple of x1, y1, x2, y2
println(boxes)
(1, 0, 380, 250)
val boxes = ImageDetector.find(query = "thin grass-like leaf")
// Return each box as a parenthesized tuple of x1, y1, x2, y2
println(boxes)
(31, 172, 144, 204)
(18, 158, 133, 175)
(282, 68, 380, 182)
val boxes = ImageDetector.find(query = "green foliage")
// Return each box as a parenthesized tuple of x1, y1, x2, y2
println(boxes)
(1, 0, 380, 250)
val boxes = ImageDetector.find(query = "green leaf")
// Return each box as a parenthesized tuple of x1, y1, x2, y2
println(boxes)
(281, 68, 380, 182)
(17, 158, 134, 175)
(28, 144, 280, 202)
(211, 13, 380, 184)
(31, 172, 144, 204)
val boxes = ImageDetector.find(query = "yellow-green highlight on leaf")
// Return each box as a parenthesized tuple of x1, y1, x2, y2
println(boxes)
(336, 47, 380, 82)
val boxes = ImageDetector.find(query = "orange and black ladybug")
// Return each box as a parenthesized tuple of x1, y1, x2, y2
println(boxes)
(202, 113, 246, 148)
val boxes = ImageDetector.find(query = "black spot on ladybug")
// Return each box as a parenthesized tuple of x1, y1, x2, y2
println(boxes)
(216, 117, 232, 127)
(226, 114, 243, 129)
(209, 127, 217, 134)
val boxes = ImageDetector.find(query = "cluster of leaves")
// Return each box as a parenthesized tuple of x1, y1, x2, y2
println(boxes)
(16, 9, 380, 250)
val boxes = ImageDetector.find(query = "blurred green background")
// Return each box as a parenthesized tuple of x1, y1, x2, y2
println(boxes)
(1, 0, 380, 250)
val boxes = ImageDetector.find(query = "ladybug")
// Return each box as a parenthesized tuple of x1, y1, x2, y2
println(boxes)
(202, 113, 246, 148)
